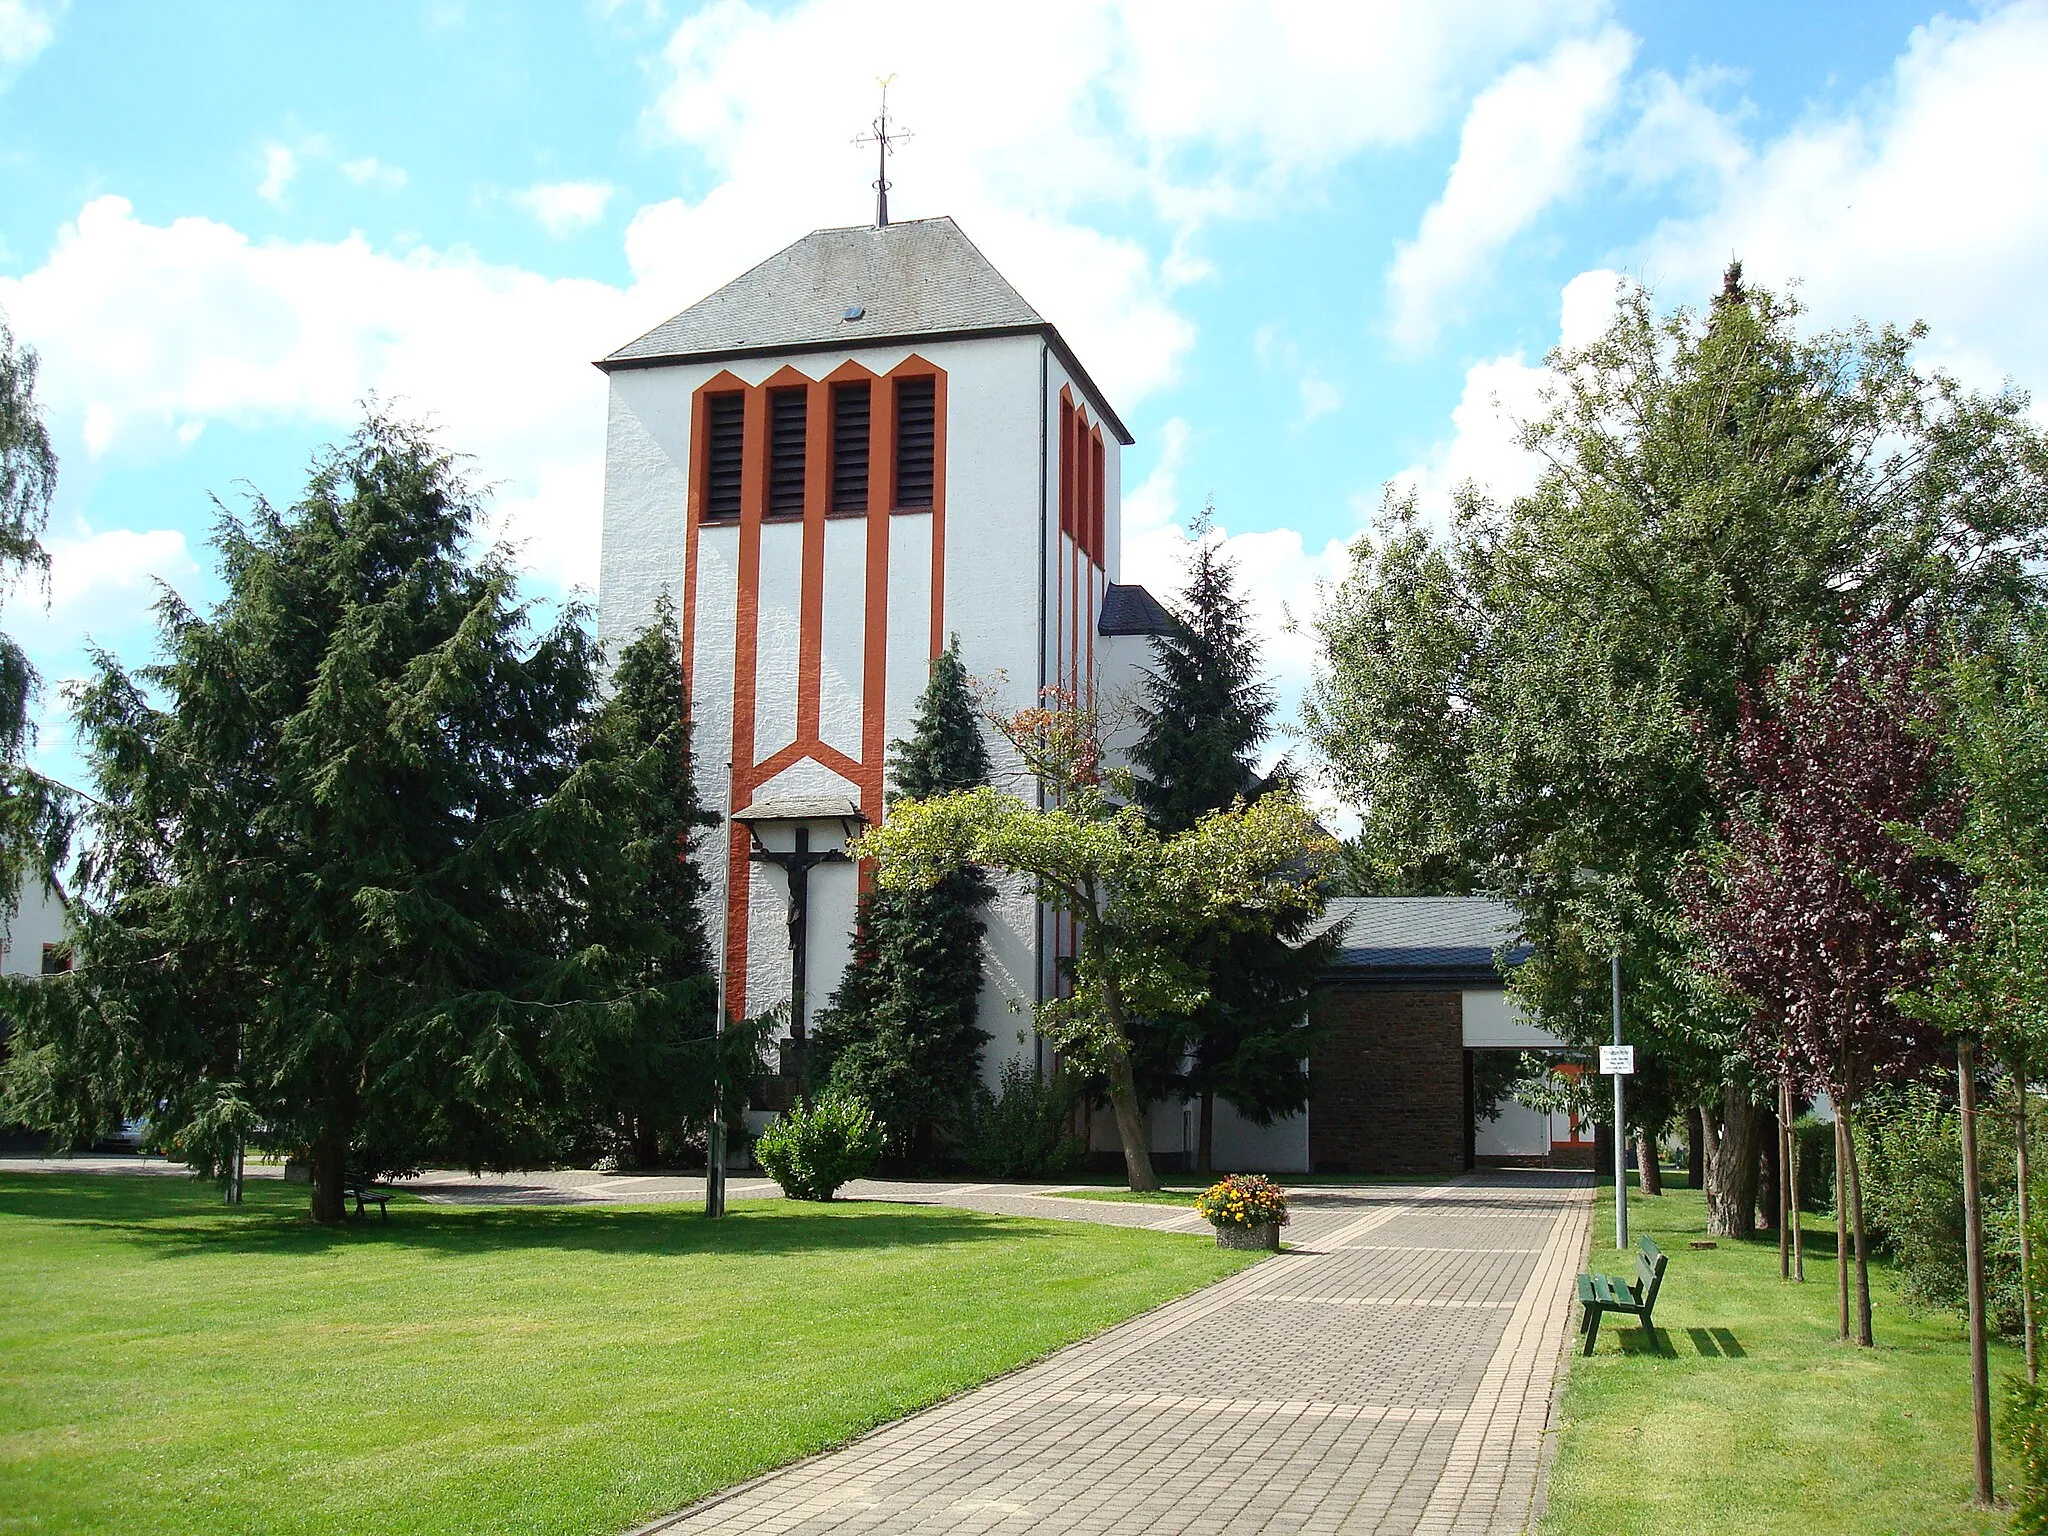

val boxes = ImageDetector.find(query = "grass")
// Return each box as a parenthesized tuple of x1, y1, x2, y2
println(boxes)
(1541, 1174, 2019, 1535)
(0, 1173, 1254, 1536)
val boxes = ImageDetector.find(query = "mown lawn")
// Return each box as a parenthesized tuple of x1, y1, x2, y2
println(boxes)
(0, 1173, 1253, 1536)
(1542, 1175, 2019, 1535)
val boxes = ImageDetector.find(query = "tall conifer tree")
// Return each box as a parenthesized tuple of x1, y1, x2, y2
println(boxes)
(0, 416, 718, 1220)
(814, 637, 993, 1165)
(1133, 523, 1334, 1172)
(566, 593, 721, 1168)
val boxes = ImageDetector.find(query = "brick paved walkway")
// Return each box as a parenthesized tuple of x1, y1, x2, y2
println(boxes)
(630, 1173, 1592, 1536)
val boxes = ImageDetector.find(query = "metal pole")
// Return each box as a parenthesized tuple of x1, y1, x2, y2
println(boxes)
(1612, 951, 1627, 1250)
(706, 788, 730, 1220)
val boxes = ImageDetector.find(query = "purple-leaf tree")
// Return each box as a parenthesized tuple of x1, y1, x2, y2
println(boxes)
(1684, 631, 1964, 1346)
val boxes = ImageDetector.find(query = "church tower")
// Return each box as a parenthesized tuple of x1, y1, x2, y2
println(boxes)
(595, 215, 1171, 1099)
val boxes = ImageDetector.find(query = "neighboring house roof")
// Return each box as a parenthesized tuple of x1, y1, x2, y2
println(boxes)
(1320, 896, 1531, 985)
(1097, 582, 1176, 636)
(597, 215, 1134, 444)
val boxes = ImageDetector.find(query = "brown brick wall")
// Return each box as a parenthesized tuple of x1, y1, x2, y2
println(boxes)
(1308, 986, 1466, 1175)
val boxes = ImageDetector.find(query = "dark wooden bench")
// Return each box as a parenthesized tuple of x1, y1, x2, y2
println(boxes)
(1577, 1235, 1667, 1354)
(344, 1172, 391, 1220)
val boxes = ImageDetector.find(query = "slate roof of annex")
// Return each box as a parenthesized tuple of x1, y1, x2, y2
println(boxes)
(1321, 896, 1530, 982)
(597, 216, 1133, 443)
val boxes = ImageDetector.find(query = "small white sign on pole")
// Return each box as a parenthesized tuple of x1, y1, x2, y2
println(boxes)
(1600, 1044, 1636, 1076)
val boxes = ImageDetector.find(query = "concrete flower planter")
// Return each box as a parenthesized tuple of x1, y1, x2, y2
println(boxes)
(1214, 1221, 1281, 1252)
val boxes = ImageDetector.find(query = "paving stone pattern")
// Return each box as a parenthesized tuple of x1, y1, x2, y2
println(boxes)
(632, 1173, 1592, 1536)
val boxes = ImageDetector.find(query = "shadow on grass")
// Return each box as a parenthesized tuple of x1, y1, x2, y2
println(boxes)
(1684, 1326, 1749, 1357)
(0, 1174, 1072, 1262)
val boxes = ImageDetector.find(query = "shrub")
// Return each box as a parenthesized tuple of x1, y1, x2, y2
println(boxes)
(752, 1093, 883, 1201)
(1195, 1173, 1289, 1229)
(959, 1060, 1083, 1178)
(1855, 1082, 2035, 1334)
(2005, 1374, 2048, 1536)
(1793, 1114, 1835, 1213)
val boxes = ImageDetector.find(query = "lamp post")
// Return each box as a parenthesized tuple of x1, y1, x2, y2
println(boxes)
(1611, 951, 1627, 1250)
(706, 770, 731, 1220)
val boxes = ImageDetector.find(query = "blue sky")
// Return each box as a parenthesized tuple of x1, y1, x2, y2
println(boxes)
(3, 0, 2045, 797)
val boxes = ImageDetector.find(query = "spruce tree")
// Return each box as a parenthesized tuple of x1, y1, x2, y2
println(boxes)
(814, 637, 992, 1166)
(565, 593, 721, 1168)
(0, 415, 704, 1220)
(1132, 524, 1333, 1172)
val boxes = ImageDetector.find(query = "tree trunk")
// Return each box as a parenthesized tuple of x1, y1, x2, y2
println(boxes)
(1778, 1077, 1793, 1280)
(1835, 1112, 1850, 1341)
(1090, 932, 1160, 1193)
(310, 1122, 348, 1225)
(1197, 1088, 1215, 1176)
(1840, 1095, 1875, 1347)
(1757, 1098, 1781, 1237)
(1687, 1107, 1705, 1192)
(1105, 1055, 1160, 1192)
(1791, 1107, 1805, 1283)
(1701, 1085, 1762, 1238)
(1634, 1128, 1663, 1195)
(1959, 1039, 1994, 1505)
(2019, 1067, 2038, 1384)
(632, 1117, 661, 1171)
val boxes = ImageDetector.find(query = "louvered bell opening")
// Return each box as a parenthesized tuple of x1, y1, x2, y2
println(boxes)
(704, 393, 744, 522)
(831, 382, 870, 513)
(894, 376, 936, 510)
(769, 389, 807, 517)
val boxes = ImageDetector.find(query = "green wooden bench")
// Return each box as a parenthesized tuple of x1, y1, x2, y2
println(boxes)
(344, 1171, 391, 1220)
(1576, 1235, 1667, 1354)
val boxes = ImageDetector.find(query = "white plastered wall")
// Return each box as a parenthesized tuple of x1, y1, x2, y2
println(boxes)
(0, 878, 69, 976)
(1465, 987, 1568, 1157)
(598, 333, 1067, 1078)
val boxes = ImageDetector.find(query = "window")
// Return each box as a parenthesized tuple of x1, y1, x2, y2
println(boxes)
(831, 381, 870, 513)
(704, 393, 745, 522)
(1090, 432, 1106, 567)
(40, 942, 68, 976)
(893, 376, 935, 510)
(768, 388, 807, 517)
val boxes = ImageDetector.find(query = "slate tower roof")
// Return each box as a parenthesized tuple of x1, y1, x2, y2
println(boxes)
(597, 215, 1131, 443)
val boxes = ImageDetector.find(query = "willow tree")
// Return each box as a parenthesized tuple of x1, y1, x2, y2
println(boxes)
(1308, 265, 2048, 1235)
(854, 692, 1333, 1192)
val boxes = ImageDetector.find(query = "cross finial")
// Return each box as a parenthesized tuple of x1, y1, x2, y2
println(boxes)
(853, 75, 911, 228)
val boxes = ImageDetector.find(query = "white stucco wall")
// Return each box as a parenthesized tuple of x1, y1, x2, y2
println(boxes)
(598, 331, 1119, 1083)
(1462, 988, 1568, 1049)
(0, 877, 68, 976)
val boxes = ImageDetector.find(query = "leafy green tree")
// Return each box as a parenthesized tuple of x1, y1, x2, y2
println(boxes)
(1306, 265, 2048, 1235)
(855, 692, 1334, 1191)
(564, 592, 722, 1169)
(0, 318, 73, 918)
(0, 415, 710, 1221)
(1130, 528, 1333, 1171)
(814, 638, 992, 1166)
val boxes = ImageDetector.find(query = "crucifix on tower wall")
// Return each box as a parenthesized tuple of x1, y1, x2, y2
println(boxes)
(734, 798, 863, 1098)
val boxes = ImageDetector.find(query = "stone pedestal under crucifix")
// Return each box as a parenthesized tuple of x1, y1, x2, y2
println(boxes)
(734, 797, 864, 1099)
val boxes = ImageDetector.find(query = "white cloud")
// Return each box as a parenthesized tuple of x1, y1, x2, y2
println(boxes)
(1117, 416, 1348, 771)
(513, 180, 616, 237)
(1387, 27, 1635, 351)
(0, 0, 59, 71)
(0, 197, 652, 589)
(340, 156, 407, 193)
(1634, 1, 2048, 397)
(1388, 267, 1630, 524)
(1298, 373, 1342, 423)
(637, 0, 1616, 409)
(257, 144, 297, 207)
